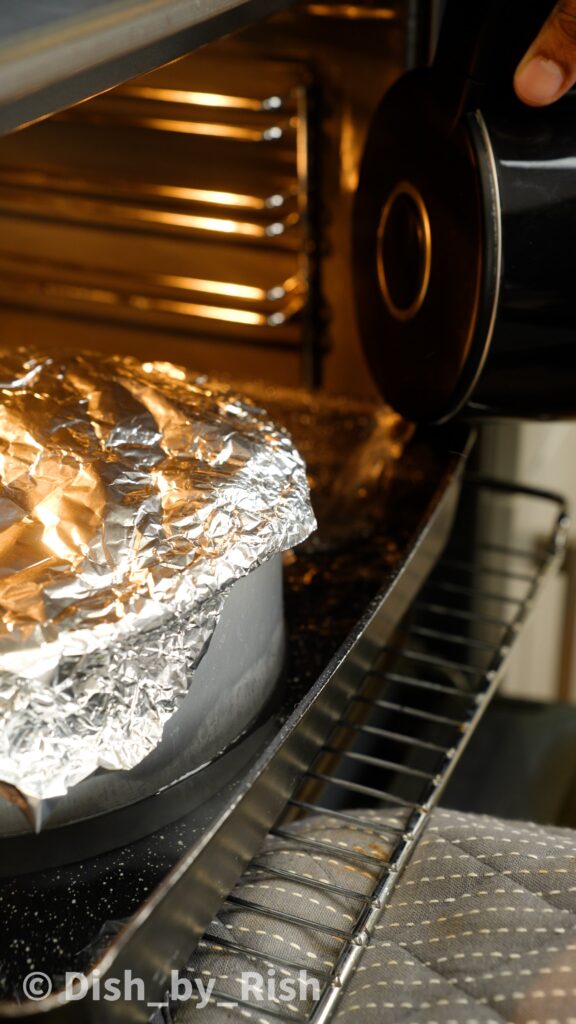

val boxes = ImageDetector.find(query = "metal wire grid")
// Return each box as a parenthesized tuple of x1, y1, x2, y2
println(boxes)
(167, 480, 569, 1024)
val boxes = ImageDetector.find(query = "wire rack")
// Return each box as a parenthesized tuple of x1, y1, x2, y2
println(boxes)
(165, 478, 569, 1024)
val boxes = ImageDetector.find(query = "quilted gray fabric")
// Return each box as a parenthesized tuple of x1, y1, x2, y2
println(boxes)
(169, 808, 576, 1024)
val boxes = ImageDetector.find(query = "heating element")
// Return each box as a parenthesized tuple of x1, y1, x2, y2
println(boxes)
(0, 51, 319, 386)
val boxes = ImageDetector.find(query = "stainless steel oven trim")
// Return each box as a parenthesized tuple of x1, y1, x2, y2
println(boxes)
(168, 477, 570, 1024)
(307, 479, 569, 1024)
(0, 0, 301, 137)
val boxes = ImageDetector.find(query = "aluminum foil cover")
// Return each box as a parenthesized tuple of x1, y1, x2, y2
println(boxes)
(0, 349, 316, 801)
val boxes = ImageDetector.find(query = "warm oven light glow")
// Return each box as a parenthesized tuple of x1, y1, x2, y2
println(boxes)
(122, 207, 267, 237)
(306, 3, 396, 16)
(0, 170, 284, 212)
(131, 117, 278, 143)
(120, 86, 284, 112)
(154, 186, 272, 210)
(132, 296, 266, 326)
(158, 276, 267, 301)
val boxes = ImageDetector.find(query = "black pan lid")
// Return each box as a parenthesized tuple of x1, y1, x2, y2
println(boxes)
(353, 68, 500, 424)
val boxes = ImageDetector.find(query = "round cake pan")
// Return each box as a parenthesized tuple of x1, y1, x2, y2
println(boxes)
(0, 554, 285, 844)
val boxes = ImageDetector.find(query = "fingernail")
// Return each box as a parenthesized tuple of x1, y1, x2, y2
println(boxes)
(515, 56, 565, 105)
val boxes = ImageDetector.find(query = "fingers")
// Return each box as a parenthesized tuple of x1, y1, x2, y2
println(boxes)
(515, 0, 576, 105)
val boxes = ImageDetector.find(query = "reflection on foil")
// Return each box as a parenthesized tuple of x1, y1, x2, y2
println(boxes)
(0, 350, 316, 803)
(245, 385, 414, 548)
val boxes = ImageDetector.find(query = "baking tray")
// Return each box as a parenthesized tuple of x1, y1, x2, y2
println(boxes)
(0, 392, 474, 1021)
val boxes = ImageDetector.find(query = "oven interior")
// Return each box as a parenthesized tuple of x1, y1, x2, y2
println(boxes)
(0, 1, 432, 397)
(0, 0, 575, 1017)
(0, 0, 568, 823)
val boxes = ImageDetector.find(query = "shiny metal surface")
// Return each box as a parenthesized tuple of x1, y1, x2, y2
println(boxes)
(0, 350, 315, 809)
(0, 554, 285, 846)
(167, 480, 569, 1024)
(354, 65, 487, 422)
(0, 0, 302, 135)
(0, 2, 422, 395)
(0, 422, 473, 1021)
(376, 179, 432, 322)
(0, 56, 311, 358)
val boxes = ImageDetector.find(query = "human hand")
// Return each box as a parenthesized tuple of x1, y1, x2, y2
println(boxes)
(515, 0, 576, 105)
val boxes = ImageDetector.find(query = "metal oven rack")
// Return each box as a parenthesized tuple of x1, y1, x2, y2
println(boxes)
(0, 52, 319, 388)
(165, 479, 569, 1024)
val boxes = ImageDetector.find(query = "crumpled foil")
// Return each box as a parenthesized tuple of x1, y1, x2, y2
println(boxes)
(0, 349, 316, 802)
(244, 384, 413, 547)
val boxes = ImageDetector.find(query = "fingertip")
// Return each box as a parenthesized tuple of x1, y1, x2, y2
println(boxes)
(514, 54, 566, 105)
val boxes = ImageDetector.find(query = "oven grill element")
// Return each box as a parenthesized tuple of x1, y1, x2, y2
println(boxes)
(305, 3, 397, 17)
(169, 480, 569, 1024)
(0, 53, 319, 387)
